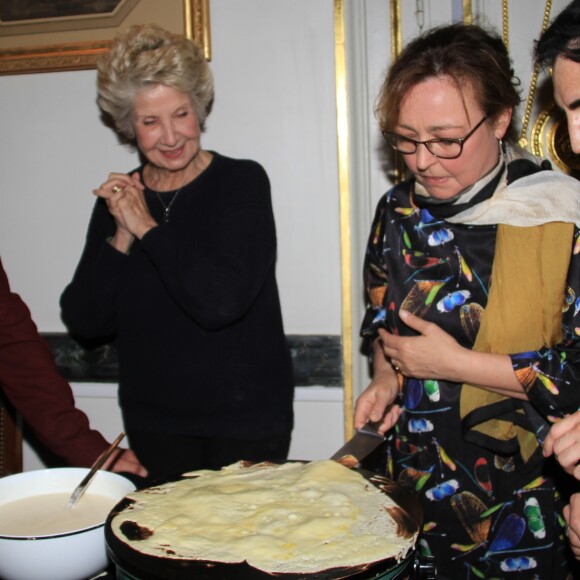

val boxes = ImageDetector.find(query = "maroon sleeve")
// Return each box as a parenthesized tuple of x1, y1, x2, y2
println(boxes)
(0, 258, 110, 466)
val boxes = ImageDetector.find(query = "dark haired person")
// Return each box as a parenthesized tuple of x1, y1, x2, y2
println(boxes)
(354, 22, 580, 577)
(61, 25, 294, 480)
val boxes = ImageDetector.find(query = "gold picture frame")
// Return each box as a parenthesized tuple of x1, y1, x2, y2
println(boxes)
(0, 0, 211, 75)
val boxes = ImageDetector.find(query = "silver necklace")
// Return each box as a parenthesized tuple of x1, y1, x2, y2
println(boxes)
(155, 187, 182, 223)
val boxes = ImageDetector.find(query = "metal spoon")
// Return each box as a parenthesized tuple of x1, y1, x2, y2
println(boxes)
(66, 432, 126, 509)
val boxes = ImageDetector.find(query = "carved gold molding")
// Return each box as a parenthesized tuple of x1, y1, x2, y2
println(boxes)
(531, 105, 580, 178)
(501, 0, 509, 47)
(497, 0, 576, 177)
(185, 0, 212, 61)
(519, 0, 553, 149)
(389, 1, 407, 184)
(515, 0, 577, 177)
(0, 0, 210, 75)
(334, 0, 354, 439)
(463, 0, 473, 24)
(390, 0, 402, 58)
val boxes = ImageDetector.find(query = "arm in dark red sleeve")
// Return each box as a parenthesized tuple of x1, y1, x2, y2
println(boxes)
(0, 257, 109, 466)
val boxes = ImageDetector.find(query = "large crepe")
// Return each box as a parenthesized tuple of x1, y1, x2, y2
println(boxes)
(109, 460, 417, 574)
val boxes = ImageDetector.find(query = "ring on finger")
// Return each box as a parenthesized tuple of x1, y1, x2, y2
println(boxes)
(112, 185, 123, 194)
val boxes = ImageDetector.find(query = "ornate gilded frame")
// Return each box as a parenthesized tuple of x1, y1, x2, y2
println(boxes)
(531, 104, 580, 178)
(0, 0, 211, 75)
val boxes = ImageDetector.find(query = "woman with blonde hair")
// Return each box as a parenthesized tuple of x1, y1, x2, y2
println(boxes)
(61, 24, 294, 480)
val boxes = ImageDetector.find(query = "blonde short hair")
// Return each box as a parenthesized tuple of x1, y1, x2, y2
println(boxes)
(96, 24, 214, 140)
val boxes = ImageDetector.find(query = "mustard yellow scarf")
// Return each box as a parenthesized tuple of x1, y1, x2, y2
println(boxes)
(459, 222, 574, 462)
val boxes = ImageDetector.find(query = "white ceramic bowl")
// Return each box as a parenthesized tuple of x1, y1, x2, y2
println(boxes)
(0, 467, 135, 580)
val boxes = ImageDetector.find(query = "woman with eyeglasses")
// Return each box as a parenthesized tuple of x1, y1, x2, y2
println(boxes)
(354, 22, 580, 578)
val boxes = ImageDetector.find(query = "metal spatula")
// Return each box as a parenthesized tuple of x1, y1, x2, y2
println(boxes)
(330, 423, 386, 463)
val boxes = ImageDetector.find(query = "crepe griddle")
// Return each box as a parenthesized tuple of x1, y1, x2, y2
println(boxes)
(105, 465, 422, 580)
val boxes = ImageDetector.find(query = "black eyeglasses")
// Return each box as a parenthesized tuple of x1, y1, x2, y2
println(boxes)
(382, 115, 489, 159)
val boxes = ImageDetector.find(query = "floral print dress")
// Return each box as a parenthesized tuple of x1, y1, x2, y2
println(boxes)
(361, 163, 580, 579)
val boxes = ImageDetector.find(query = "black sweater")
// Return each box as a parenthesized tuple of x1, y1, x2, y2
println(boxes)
(61, 152, 294, 438)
